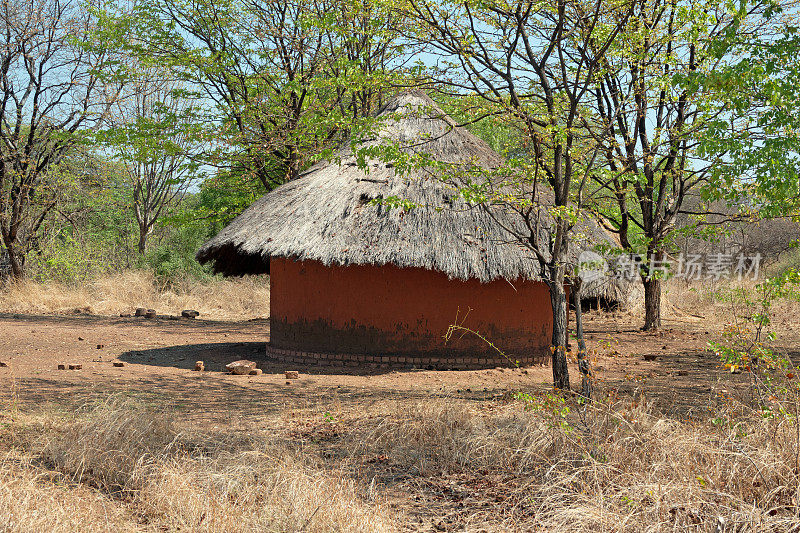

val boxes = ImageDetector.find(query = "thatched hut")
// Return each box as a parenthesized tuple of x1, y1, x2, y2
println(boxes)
(198, 91, 632, 369)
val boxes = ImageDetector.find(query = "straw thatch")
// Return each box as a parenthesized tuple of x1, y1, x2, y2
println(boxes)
(197, 91, 635, 305)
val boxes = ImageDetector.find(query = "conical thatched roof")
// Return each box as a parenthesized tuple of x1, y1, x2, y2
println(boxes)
(197, 91, 634, 303)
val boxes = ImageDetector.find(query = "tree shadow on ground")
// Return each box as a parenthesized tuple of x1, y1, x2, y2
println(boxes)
(7, 372, 436, 424)
(596, 345, 800, 418)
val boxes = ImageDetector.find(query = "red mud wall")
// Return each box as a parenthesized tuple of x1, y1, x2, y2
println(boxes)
(269, 257, 553, 366)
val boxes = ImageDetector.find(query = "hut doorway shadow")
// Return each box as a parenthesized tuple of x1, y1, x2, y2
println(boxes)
(575, 296, 620, 313)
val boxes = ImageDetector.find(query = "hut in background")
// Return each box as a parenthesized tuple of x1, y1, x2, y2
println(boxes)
(198, 91, 634, 369)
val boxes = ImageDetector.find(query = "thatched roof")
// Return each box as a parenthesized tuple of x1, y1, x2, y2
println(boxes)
(197, 91, 634, 302)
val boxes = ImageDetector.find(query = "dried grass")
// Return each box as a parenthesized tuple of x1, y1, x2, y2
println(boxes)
(349, 400, 553, 476)
(3, 398, 395, 533)
(0, 454, 141, 532)
(4, 394, 800, 531)
(0, 270, 269, 320)
(662, 278, 800, 328)
(349, 397, 800, 531)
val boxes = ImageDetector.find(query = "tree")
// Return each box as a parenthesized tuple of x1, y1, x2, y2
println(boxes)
(0, 0, 119, 279)
(399, 0, 633, 389)
(122, 0, 408, 194)
(700, 12, 800, 218)
(588, 0, 788, 329)
(101, 71, 198, 255)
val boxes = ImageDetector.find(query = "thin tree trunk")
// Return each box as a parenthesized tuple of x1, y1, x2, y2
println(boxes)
(571, 280, 591, 399)
(642, 276, 662, 330)
(286, 145, 300, 182)
(3, 240, 24, 280)
(549, 282, 571, 391)
(137, 226, 148, 255)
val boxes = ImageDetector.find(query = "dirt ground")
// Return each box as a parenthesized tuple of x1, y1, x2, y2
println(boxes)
(0, 309, 773, 421)
(4, 308, 800, 531)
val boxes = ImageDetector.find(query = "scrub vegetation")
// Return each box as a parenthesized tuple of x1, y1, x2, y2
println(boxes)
(1, 0, 800, 530)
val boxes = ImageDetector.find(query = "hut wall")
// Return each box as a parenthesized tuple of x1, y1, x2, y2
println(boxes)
(269, 257, 553, 367)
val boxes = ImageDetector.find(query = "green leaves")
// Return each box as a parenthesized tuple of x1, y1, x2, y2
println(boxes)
(697, 15, 800, 217)
(118, 0, 409, 191)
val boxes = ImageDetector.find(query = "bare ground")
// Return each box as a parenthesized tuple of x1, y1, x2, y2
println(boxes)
(0, 310, 732, 418)
(2, 307, 800, 531)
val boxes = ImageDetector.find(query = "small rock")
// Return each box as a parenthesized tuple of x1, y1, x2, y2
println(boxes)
(113, 362, 124, 367)
(226, 360, 256, 375)
(642, 354, 658, 361)
(285, 370, 299, 380)
(68, 364, 82, 370)
(134, 308, 147, 317)
(181, 309, 200, 319)
(57, 364, 66, 370)
(285, 380, 291, 385)
(249, 368, 263, 376)
(119, 313, 132, 317)
(167, 315, 179, 321)
(78, 337, 84, 341)
(97, 344, 104, 349)
(144, 309, 157, 319)
(0, 361, 7, 367)
(194, 361, 204, 371)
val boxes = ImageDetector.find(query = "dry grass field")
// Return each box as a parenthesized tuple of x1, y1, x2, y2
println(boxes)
(2, 273, 800, 531)
(0, 270, 270, 320)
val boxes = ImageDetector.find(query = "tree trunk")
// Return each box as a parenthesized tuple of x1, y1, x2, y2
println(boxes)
(570, 281, 591, 400)
(285, 144, 300, 182)
(642, 276, 662, 330)
(137, 226, 148, 256)
(2, 239, 24, 280)
(549, 282, 571, 391)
